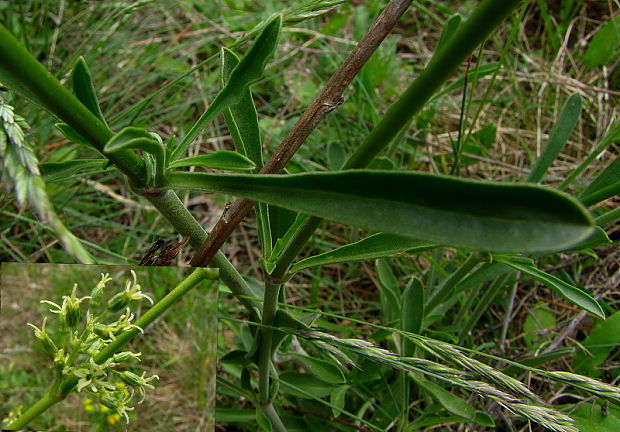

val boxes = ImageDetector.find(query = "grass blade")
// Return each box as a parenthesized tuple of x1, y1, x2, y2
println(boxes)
(167, 170, 594, 253)
(168, 151, 255, 172)
(527, 93, 582, 183)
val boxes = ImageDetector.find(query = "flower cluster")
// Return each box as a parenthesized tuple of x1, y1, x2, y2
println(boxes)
(27, 271, 158, 423)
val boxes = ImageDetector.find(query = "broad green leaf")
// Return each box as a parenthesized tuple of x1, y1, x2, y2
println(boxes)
(401, 277, 424, 357)
(220, 48, 263, 169)
(289, 353, 346, 384)
(167, 170, 595, 253)
(567, 226, 611, 251)
(71, 57, 107, 125)
(496, 258, 604, 319)
(410, 374, 476, 421)
(289, 233, 436, 275)
(573, 311, 620, 377)
(40, 159, 107, 182)
(376, 259, 400, 323)
(168, 151, 255, 172)
(572, 402, 620, 432)
(330, 385, 348, 417)
(527, 93, 582, 183)
(583, 14, 620, 68)
(581, 154, 620, 199)
(171, 15, 281, 161)
(279, 371, 336, 399)
(436, 14, 462, 53)
(55, 122, 90, 146)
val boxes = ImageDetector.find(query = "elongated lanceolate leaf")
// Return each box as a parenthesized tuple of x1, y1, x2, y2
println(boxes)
(289, 233, 436, 274)
(171, 15, 281, 161)
(72, 57, 107, 125)
(168, 151, 255, 171)
(167, 170, 595, 253)
(496, 258, 604, 319)
(528, 93, 582, 183)
(220, 48, 263, 169)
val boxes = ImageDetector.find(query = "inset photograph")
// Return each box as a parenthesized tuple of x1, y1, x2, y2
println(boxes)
(1, 263, 218, 431)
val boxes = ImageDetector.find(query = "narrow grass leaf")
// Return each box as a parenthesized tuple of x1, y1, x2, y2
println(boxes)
(40, 159, 107, 182)
(289, 233, 436, 274)
(496, 258, 604, 319)
(376, 258, 401, 323)
(580, 181, 620, 207)
(167, 170, 595, 253)
(168, 151, 255, 172)
(527, 93, 582, 183)
(401, 277, 424, 357)
(581, 154, 620, 199)
(71, 57, 107, 125)
(171, 15, 281, 161)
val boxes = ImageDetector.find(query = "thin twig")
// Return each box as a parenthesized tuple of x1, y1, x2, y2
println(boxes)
(190, 0, 414, 266)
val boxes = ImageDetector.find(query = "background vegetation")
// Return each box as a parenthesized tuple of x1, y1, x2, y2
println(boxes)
(0, 0, 618, 431)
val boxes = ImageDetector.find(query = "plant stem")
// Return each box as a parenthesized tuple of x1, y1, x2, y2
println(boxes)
(7, 387, 64, 430)
(261, 401, 288, 432)
(258, 281, 281, 404)
(425, 254, 483, 313)
(142, 189, 260, 312)
(0, 24, 145, 183)
(189, 0, 414, 267)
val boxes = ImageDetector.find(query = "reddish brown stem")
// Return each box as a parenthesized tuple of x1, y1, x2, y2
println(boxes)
(189, 0, 413, 267)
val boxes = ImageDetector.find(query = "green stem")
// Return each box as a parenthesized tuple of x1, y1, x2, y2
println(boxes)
(425, 254, 482, 313)
(0, 24, 145, 183)
(7, 387, 64, 430)
(344, 0, 522, 169)
(261, 401, 288, 432)
(258, 281, 281, 405)
(143, 189, 259, 312)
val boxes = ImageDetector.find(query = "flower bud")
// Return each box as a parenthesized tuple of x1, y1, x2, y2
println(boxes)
(99, 394, 117, 409)
(107, 292, 130, 312)
(112, 351, 141, 363)
(27, 317, 58, 357)
(93, 323, 115, 340)
(119, 371, 142, 388)
(90, 273, 111, 310)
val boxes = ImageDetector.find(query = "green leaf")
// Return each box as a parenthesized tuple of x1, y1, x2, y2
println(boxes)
(583, 14, 620, 68)
(580, 154, 620, 206)
(527, 93, 582, 183)
(289, 233, 436, 275)
(104, 127, 165, 185)
(171, 15, 281, 161)
(523, 301, 557, 349)
(167, 170, 595, 253)
(289, 353, 346, 384)
(330, 385, 348, 418)
(410, 374, 476, 421)
(256, 406, 273, 432)
(496, 257, 604, 319)
(573, 311, 620, 377)
(220, 48, 264, 169)
(71, 57, 107, 125)
(436, 14, 462, 53)
(55, 123, 90, 146)
(376, 258, 401, 324)
(401, 277, 424, 357)
(571, 402, 620, 432)
(279, 371, 336, 399)
(567, 226, 611, 251)
(168, 151, 255, 172)
(40, 159, 107, 182)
